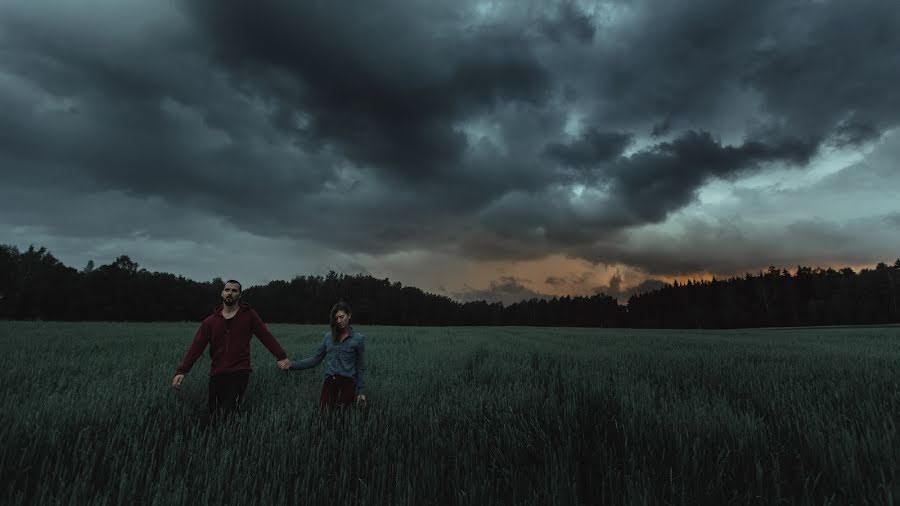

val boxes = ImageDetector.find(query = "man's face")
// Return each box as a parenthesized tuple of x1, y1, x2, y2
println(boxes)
(221, 282, 241, 306)
(334, 310, 350, 330)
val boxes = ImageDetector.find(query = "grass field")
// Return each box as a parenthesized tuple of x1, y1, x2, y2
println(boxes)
(1, 321, 898, 505)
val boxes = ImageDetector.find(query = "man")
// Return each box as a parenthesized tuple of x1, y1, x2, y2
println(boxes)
(171, 280, 291, 420)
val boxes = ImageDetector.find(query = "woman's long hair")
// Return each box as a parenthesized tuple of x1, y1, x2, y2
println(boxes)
(329, 300, 352, 341)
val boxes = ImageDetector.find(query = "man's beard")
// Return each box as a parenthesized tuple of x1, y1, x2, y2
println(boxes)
(222, 295, 239, 306)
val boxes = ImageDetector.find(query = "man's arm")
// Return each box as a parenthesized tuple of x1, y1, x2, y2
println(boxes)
(172, 320, 211, 387)
(250, 309, 289, 368)
(290, 340, 327, 370)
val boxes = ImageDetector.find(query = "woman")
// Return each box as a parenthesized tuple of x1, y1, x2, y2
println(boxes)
(287, 301, 367, 408)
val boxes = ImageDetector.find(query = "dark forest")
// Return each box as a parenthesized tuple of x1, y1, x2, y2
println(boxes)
(1, 245, 898, 328)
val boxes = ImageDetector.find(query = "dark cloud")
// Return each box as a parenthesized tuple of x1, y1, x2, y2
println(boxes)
(460, 270, 666, 305)
(740, 0, 900, 145)
(593, 273, 666, 302)
(599, 130, 819, 225)
(454, 276, 549, 305)
(0, 3, 333, 214)
(544, 270, 665, 302)
(545, 273, 593, 287)
(1, 0, 898, 284)
(831, 121, 881, 148)
(885, 213, 900, 230)
(540, 2, 596, 44)
(573, 0, 900, 146)
(183, 0, 551, 182)
(543, 129, 632, 169)
(570, 210, 900, 279)
(461, 129, 820, 260)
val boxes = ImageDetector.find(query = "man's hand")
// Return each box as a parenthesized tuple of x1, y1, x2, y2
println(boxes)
(171, 374, 185, 389)
(277, 358, 292, 370)
(356, 394, 367, 408)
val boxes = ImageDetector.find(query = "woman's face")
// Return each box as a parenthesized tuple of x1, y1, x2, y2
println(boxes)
(334, 310, 350, 330)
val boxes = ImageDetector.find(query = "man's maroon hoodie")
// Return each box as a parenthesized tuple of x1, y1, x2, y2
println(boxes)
(176, 303, 288, 376)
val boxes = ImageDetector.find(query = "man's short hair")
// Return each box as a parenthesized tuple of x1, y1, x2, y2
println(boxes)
(224, 279, 242, 292)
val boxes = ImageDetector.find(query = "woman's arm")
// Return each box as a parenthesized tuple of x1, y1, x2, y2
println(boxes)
(289, 340, 327, 370)
(354, 336, 366, 395)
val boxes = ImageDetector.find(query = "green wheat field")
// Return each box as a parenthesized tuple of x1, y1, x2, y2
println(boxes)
(1, 321, 898, 505)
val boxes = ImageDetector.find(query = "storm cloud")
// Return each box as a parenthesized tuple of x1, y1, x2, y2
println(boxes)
(1, 0, 898, 297)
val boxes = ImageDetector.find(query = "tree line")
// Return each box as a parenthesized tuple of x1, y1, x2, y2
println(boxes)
(1, 244, 898, 328)
(627, 263, 900, 328)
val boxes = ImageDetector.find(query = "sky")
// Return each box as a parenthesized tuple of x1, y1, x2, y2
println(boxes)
(1, 0, 899, 305)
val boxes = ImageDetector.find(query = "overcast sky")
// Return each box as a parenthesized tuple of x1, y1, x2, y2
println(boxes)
(2, 0, 898, 304)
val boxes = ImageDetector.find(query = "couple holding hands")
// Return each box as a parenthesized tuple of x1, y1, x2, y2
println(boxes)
(171, 280, 366, 420)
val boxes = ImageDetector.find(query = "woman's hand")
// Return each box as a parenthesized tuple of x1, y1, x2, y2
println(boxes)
(356, 394, 367, 408)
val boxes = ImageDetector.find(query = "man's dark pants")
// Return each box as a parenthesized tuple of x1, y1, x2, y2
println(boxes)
(208, 371, 251, 420)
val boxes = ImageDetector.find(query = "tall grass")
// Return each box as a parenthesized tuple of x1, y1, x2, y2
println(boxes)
(1, 322, 898, 505)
